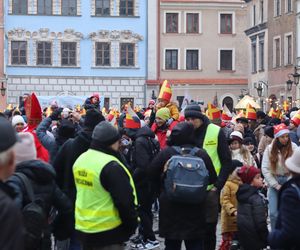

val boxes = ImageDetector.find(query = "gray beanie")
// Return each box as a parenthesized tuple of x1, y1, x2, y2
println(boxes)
(92, 121, 120, 146)
(184, 104, 205, 120)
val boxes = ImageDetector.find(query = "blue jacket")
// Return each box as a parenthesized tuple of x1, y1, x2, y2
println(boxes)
(268, 176, 300, 250)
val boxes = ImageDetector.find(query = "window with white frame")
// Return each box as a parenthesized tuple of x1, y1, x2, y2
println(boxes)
(165, 49, 178, 70)
(11, 41, 27, 65)
(274, 0, 281, 17)
(186, 13, 199, 33)
(166, 13, 179, 33)
(273, 37, 281, 67)
(251, 36, 257, 73)
(219, 49, 234, 71)
(120, 43, 134, 66)
(284, 33, 293, 65)
(12, 0, 28, 14)
(37, 0, 52, 15)
(119, 0, 134, 16)
(259, 34, 265, 71)
(96, 42, 110, 66)
(219, 12, 235, 34)
(286, 0, 292, 13)
(62, 0, 77, 16)
(37, 41, 52, 65)
(95, 0, 110, 16)
(61, 42, 77, 66)
(186, 49, 199, 70)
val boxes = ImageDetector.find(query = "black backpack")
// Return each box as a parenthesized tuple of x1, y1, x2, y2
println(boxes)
(15, 173, 47, 250)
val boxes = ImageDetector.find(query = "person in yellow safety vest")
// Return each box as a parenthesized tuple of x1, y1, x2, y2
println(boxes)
(184, 103, 232, 250)
(73, 121, 138, 250)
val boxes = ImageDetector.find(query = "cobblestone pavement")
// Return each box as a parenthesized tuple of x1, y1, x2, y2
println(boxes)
(125, 215, 222, 250)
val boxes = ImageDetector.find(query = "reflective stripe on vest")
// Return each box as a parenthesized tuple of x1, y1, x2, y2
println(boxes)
(203, 123, 221, 175)
(73, 149, 137, 233)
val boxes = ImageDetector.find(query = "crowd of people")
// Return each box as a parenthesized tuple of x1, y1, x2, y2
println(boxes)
(0, 82, 300, 250)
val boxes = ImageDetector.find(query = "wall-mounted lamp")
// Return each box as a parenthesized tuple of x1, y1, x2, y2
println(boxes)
(0, 82, 6, 97)
(286, 66, 300, 91)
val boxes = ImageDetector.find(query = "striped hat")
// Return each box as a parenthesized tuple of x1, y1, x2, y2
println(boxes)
(158, 80, 172, 102)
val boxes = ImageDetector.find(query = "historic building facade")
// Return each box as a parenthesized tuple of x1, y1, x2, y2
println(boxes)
(0, 0, 5, 110)
(4, 0, 146, 109)
(147, 0, 249, 111)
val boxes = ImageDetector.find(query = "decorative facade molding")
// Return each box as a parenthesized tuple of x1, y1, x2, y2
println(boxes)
(32, 0, 38, 14)
(77, 0, 82, 15)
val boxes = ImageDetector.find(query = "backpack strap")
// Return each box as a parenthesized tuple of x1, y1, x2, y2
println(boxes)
(189, 147, 200, 156)
(14, 172, 35, 202)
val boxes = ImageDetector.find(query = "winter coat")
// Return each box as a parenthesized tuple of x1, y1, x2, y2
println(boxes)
(151, 120, 178, 149)
(231, 147, 257, 167)
(254, 124, 266, 143)
(166, 102, 179, 121)
(289, 131, 299, 146)
(262, 141, 297, 188)
(257, 134, 272, 155)
(236, 184, 268, 250)
(83, 97, 100, 110)
(220, 175, 241, 233)
(6, 160, 73, 240)
(53, 130, 93, 203)
(129, 126, 160, 186)
(0, 181, 24, 250)
(76, 146, 138, 247)
(268, 176, 300, 250)
(192, 116, 232, 191)
(148, 145, 217, 240)
(244, 127, 257, 146)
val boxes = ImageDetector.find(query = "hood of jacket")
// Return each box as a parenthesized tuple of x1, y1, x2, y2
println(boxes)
(77, 130, 93, 145)
(16, 159, 56, 184)
(135, 126, 155, 139)
(236, 184, 258, 203)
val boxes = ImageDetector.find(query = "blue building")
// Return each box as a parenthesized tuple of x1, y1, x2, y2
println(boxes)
(4, 0, 146, 109)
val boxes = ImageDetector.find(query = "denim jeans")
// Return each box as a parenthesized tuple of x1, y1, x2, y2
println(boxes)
(268, 175, 287, 231)
(165, 239, 204, 250)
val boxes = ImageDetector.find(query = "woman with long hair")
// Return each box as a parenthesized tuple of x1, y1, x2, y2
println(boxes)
(262, 123, 297, 231)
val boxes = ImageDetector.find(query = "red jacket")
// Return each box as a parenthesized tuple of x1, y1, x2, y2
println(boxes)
(151, 121, 178, 149)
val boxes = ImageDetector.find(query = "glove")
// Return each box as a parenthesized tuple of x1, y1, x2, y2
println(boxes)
(50, 108, 63, 120)
(166, 118, 174, 126)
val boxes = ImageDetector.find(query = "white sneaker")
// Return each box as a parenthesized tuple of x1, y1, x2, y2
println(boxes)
(144, 239, 160, 249)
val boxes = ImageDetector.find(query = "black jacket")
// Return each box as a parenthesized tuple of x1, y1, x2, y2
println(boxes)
(268, 176, 300, 250)
(53, 130, 93, 202)
(236, 184, 268, 250)
(0, 181, 24, 250)
(193, 116, 232, 191)
(76, 146, 138, 247)
(148, 145, 217, 240)
(6, 160, 73, 240)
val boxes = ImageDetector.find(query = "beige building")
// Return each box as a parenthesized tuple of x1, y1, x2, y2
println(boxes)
(147, 0, 249, 111)
(267, 0, 297, 107)
(244, 0, 268, 111)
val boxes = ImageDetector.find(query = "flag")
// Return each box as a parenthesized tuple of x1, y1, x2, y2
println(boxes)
(158, 80, 172, 102)
(245, 104, 257, 120)
(283, 100, 289, 112)
(291, 110, 300, 126)
(268, 108, 281, 118)
(206, 102, 221, 120)
(221, 104, 232, 122)
(125, 105, 141, 129)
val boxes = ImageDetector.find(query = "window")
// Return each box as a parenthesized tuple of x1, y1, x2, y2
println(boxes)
(37, 42, 51, 65)
(95, 0, 110, 16)
(11, 41, 27, 65)
(165, 49, 178, 70)
(274, 38, 281, 67)
(274, 0, 280, 16)
(220, 50, 233, 70)
(120, 0, 134, 16)
(260, 0, 264, 23)
(120, 43, 134, 66)
(61, 42, 76, 66)
(220, 14, 232, 34)
(166, 13, 178, 33)
(286, 0, 292, 13)
(285, 34, 292, 65)
(12, 0, 27, 14)
(96, 42, 110, 66)
(259, 35, 265, 71)
(104, 97, 110, 111)
(251, 37, 257, 73)
(186, 50, 198, 70)
(186, 13, 199, 33)
(253, 5, 256, 26)
(62, 0, 77, 16)
(38, 0, 52, 15)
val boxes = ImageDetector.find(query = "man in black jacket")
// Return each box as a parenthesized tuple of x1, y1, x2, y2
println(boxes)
(53, 109, 105, 249)
(184, 104, 232, 250)
(0, 117, 24, 250)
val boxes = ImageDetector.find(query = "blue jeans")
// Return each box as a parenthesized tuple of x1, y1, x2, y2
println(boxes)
(165, 239, 204, 250)
(268, 176, 287, 231)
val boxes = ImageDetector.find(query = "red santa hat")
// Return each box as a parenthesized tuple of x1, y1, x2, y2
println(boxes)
(274, 123, 290, 138)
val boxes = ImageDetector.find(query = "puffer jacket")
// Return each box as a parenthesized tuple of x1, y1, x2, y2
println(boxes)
(236, 184, 268, 250)
(6, 160, 73, 241)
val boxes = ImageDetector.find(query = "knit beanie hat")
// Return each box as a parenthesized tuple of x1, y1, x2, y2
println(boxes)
(84, 109, 105, 130)
(92, 121, 120, 146)
(58, 119, 75, 138)
(14, 132, 37, 164)
(156, 107, 171, 121)
(274, 123, 289, 138)
(184, 104, 205, 120)
(238, 166, 261, 184)
(168, 122, 194, 146)
(12, 115, 25, 127)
